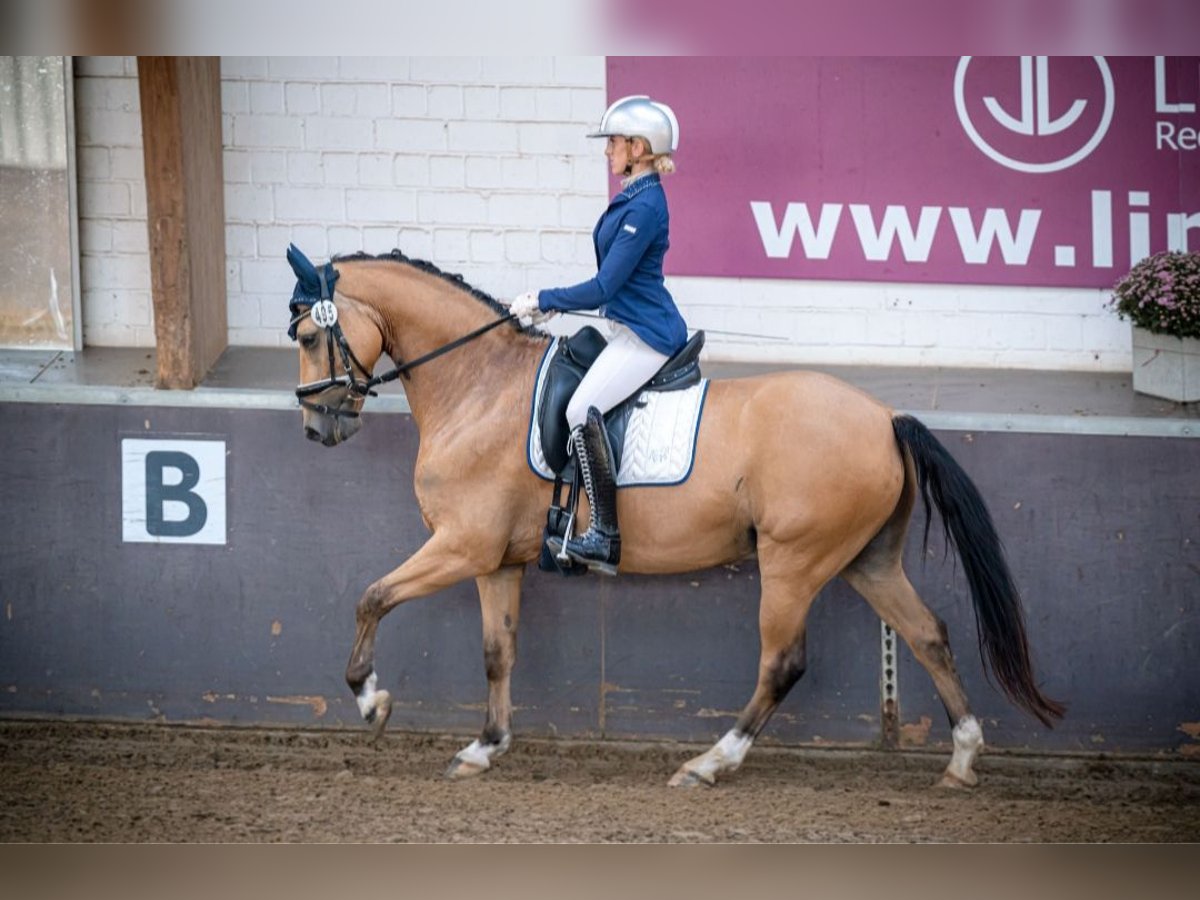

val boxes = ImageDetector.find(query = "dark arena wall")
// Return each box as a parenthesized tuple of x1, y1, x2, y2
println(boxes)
(0, 385, 1197, 757)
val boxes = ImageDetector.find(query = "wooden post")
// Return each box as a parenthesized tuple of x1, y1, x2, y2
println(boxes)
(137, 57, 227, 389)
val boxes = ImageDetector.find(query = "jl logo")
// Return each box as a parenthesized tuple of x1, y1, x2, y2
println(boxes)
(955, 56, 1115, 174)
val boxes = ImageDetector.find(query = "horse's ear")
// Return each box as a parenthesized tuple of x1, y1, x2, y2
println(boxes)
(286, 243, 318, 287)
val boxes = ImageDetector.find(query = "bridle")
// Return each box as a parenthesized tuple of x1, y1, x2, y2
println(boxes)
(289, 263, 516, 419)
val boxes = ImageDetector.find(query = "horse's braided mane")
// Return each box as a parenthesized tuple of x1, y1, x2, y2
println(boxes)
(331, 249, 542, 337)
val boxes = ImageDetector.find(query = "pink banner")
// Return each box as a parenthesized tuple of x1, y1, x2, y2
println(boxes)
(607, 57, 1200, 288)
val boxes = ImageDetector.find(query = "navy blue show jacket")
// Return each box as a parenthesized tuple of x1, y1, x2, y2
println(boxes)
(537, 173, 688, 357)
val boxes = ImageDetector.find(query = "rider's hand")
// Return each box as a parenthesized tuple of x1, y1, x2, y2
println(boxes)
(509, 291, 552, 324)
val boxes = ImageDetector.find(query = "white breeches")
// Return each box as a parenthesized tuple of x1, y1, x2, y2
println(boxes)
(566, 321, 670, 430)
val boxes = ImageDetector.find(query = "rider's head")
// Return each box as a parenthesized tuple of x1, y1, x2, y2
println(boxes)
(589, 95, 679, 177)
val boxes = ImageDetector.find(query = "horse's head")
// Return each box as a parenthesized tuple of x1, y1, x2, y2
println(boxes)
(287, 245, 384, 447)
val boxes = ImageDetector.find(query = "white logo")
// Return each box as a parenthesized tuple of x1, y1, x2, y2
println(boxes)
(954, 56, 1114, 174)
(623, 223, 638, 234)
(311, 299, 339, 329)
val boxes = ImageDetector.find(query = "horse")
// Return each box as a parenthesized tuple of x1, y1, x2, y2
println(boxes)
(286, 247, 1064, 788)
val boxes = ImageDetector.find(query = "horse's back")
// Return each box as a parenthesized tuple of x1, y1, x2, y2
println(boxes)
(705, 368, 898, 455)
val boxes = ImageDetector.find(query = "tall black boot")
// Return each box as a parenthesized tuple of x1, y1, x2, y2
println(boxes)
(560, 406, 621, 575)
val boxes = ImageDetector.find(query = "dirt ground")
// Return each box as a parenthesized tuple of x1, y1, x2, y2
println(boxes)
(0, 719, 1196, 843)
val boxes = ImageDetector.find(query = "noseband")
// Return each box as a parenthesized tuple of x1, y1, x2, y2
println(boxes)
(290, 265, 517, 419)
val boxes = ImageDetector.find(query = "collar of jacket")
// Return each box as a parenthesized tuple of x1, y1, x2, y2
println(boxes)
(615, 172, 662, 203)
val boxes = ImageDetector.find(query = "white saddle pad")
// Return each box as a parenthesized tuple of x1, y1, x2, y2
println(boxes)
(526, 338, 710, 487)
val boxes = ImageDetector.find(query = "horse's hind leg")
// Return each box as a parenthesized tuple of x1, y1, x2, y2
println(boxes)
(842, 559, 983, 788)
(446, 566, 523, 780)
(669, 564, 816, 788)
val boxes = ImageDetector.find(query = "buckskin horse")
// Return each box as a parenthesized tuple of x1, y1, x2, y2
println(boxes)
(286, 246, 1063, 788)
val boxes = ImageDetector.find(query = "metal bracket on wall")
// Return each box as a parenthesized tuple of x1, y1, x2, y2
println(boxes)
(880, 622, 899, 749)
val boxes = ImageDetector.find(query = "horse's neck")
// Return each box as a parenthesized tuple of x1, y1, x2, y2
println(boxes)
(362, 265, 546, 437)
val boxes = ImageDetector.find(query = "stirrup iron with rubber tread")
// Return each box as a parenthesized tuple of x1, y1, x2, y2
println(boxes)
(546, 406, 621, 576)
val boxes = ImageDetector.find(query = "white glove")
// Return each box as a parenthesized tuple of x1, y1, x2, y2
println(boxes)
(509, 291, 552, 324)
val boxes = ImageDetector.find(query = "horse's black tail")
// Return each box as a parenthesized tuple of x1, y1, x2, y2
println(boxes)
(892, 414, 1065, 728)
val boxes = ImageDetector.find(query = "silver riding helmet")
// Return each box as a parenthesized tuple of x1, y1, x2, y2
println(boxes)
(588, 95, 680, 154)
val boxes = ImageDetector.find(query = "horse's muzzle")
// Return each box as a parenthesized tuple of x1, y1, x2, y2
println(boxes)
(303, 408, 362, 446)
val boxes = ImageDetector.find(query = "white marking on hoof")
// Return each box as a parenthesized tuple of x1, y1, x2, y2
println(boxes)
(713, 729, 753, 771)
(943, 715, 983, 787)
(446, 737, 508, 780)
(669, 729, 753, 787)
(355, 670, 381, 720)
(355, 671, 393, 740)
(457, 739, 492, 768)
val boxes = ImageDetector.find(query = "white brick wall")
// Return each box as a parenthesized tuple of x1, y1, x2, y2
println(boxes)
(74, 55, 605, 348)
(74, 56, 153, 346)
(674, 277, 1123, 369)
(72, 55, 1132, 370)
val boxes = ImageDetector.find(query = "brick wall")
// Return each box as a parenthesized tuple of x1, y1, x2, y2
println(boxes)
(72, 56, 1130, 370)
(682, 277, 1124, 369)
(74, 55, 607, 348)
(74, 56, 154, 347)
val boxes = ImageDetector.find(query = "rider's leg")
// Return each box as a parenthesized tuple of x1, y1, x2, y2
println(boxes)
(558, 323, 668, 575)
(562, 406, 621, 574)
(564, 323, 670, 430)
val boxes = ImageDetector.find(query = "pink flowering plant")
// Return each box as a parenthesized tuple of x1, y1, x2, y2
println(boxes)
(1110, 250, 1200, 340)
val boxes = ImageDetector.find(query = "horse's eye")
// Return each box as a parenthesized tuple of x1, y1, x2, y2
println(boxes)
(299, 333, 319, 350)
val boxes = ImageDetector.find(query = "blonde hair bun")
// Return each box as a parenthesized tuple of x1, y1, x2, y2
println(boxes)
(653, 155, 676, 175)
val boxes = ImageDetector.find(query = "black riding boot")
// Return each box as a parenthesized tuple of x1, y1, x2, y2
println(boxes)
(561, 406, 621, 575)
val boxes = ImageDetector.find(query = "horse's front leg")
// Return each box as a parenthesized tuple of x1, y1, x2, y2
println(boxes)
(346, 531, 492, 739)
(445, 566, 523, 779)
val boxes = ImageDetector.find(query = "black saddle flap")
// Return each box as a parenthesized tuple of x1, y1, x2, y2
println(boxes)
(537, 327, 607, 474)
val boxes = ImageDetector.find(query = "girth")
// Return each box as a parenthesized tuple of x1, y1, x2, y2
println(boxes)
(536, 326, 705, 478)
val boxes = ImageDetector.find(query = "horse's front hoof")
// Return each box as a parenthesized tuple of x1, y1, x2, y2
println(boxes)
(668, 768, 714, 788)
(937, 770, 978, 789)
(445, 756, 489, 780)
(368, 690, 392, 742)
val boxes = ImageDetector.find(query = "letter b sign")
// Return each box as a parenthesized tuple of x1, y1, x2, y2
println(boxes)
(122, 439, 226, 544)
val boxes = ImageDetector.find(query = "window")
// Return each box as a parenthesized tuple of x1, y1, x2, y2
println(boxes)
(0, 56, 80, 349)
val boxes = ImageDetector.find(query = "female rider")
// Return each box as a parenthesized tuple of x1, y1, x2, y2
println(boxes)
(508, 95, 689, 575)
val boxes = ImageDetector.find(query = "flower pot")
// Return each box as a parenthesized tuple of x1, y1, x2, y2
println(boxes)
(1131, 326, 1200, 403)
